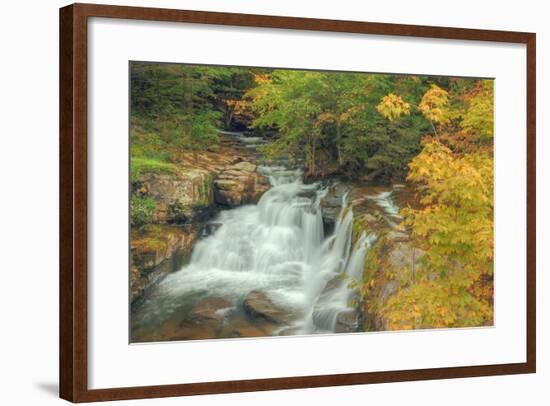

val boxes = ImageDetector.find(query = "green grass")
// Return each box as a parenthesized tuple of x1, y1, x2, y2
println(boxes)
(130, 117, 178, 182)
(131, 157, 176, 181)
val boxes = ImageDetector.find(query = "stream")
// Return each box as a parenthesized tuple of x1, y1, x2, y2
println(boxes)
(131, 134, 409, 342)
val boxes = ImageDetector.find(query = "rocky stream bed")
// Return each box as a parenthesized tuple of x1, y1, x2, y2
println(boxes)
(130, 132, 421, 342)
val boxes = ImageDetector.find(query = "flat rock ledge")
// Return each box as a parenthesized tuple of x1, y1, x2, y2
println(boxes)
(214, 162, 270, 207)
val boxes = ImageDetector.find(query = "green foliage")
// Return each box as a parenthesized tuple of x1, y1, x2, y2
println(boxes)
(127, 62, 495, 331)
(244, 71, 435, 180)
(130, 64, 491, 185)
(130, 157, 176, 182)
(182, 110, 221, 150)
(131, 63, 221, 155)
(245, 71, 325, 173)
(195, 174, 213, 208)
(406, 141, 493, 274)
(357, 81, 495, 330)
(129, 63, 259, 232)
(461, 81, 494, 141)
(130, 196, 156, 229)
(130, 62, 259, 168)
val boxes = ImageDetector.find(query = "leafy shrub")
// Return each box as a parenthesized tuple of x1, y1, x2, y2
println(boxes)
(130, 196, 156, 228)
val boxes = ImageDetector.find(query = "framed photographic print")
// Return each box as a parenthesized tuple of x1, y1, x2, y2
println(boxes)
(59, 3, 536, 402)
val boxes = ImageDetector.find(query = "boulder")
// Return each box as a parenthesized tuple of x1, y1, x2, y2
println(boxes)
(130, 225, 198, 304)
(243, 290, 289, 324)
(388, 243, 423, 272)
(180, 297, 232, 328)
(217, 314, 275, 338)
(365, 241, 424, 331)
(277, 327, 301, 336)
(214, 179, 244, 191)
(387, 230, 409, 243)
(232, 161, 256, 172)
(130, 264, 147, 305)
(131, 225, 197, 271)
(320, 183, 352, 233)
(334, 310, 360, 333)
(135, 297, 232, 342)
(214, 188, 242, 206)
(360, 213, 379, 227)
(354, 213, 385, 234)
(214, 161, 269, 207)
(138, 169, 213, 223)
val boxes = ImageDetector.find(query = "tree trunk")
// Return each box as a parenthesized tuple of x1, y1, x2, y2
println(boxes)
(336, 120, 344, 167)
(311, 138, 317, 176)
(430, 120, 438, 137)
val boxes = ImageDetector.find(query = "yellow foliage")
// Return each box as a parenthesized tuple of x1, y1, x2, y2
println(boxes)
(381, 140, 494, 329)
(461, 81, 494, 141)
(376, 93, 411, 121)
(418, 84, 450, 124)
(253, 74, 272, 85)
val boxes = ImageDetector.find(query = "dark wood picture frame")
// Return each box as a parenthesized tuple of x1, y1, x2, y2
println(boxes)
(59, 3, 536, 402)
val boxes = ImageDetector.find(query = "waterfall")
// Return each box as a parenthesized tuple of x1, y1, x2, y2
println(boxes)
(368, 190, 402, 219)
(305, 213, 376, 333)
(135, 164, 374, 336)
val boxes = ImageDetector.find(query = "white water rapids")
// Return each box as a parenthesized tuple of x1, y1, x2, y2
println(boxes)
(134, 165, 380, 337)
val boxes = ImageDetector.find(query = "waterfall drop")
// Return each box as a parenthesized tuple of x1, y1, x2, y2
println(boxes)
(133, 163, 375, 338)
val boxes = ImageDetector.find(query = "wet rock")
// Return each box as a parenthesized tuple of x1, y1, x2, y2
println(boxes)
(214, 161, 269, 207)
(134, 298, 233, 342)
(218, 314, 275, 338)
(180, 297, 232, 328)
(169, 329, 217, 341)
(226, 324, 269, 338)
(361, 213, 379, 226)
(214, 190, 240, 206)
(130, 263, 147, 304)
(243, 290, 290, 324)
(334, 310, 360, 333)
(130, 225, 198, 304)
(132, 322, 219, 343)
(320, 183, 351, 233)
(277, 327, 301, 336)
(131, 225, 197, 271)
(387, 230, 409, 243)
(354, 213, 385, 234)
(200, 222, 223, 238)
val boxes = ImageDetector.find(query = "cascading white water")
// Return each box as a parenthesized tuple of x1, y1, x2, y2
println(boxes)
(368, 191, 402, 219)
(136, 164, 374, 336)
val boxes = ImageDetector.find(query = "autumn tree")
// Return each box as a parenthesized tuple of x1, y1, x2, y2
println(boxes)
(244, 70, 433, 180)
(382, 141, 494, 329)
(460, 80, 494, 143)
(372, 79, 495, 329)
(377, 83, 450, 136)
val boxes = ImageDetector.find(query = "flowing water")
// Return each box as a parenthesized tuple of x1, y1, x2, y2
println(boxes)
(131, 135, 407, 342)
